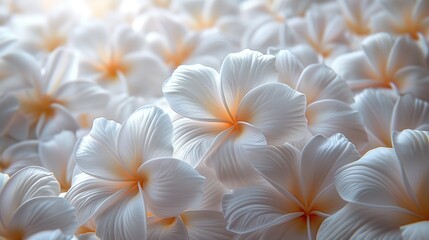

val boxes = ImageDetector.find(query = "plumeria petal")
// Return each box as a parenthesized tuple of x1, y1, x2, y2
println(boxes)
(393, 130, 429, 204)
(1, 140, 40, 175)
(163, 64, 228, 122)
(353, 89, 398, 148)
(65, 174, 133, 225)
(401, 221, 429, 240)
(0, 166, 59, 227)
(222, 186, 302, 234)
(195, 165, 228, 211)
(182, 210, 234, 240)
(296, 64, 353, 104)
(387, 35, 426, 73)
(220, 49, 277, 114)
(307, 100, 368, 151)
(236, 82, 307, 144)
(0, 95, 19, 136)
(54, 81, 109, 112)
(361, 33, 395, 74)
(336, 147, 413, 209)
(249, 143, 301, 199)
(39, 131, 76, 190)
(205, 123, 267, 189)
(74, 118, 133, 181)
(27, 229, 72, 240)
(392, 94, 429, 133)
(96, 185, 147, 240)
(36, 104, 79, 139)
(394, 66, 429, 101)
(8, 197, 77, 237)
(300, 134, 360, 205)
(139, 158, 205, 218)
(117, 105, 173, 172)
(275, 50, 304, 88)
(318, 204, 417, 240)
(147, 216, 188, 240)
(172, 118, 230, 167)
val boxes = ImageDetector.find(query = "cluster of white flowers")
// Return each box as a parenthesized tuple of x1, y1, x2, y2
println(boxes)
(0, 0, 428, 239)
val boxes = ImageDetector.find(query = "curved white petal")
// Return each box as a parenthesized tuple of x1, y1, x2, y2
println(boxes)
(205, 123, 267, 189)
(332, 51, 379, 91)
(222, 186, 302, 234)
(220, 49, 277, 114)
(112, 26, 145, 56)
(96, 185, 146, 240)
(123, 52, 170, 98)
(249, 143, 301, 199)
(172, 118, 229, 167)
(65, 173, 133, 225)
(195, 165, 228, 211)
(0, 166, 60, 227)
(393, 130, 429, 204)
(296, 64, 353, 104)
(1, 140, 41, 175)
(361, 33, 395, 74)
(352, 89, 398, 148)
(387, 36, 426, 73)
(401, 221, 429, 240)
(394, 66, 429, 102)
(318, 204, 416, 240)
(139, 158, 205, 218)
(392, 94, 429, 133)
(55, 81, 109, 112)
(182, 210, 234, 240)
(236, 219, 309, 240)
(42, 48, 77, 94)
(236, 82, 307, 145)
(117, 105, 173, 173)
(71, 23, 109, 61)
(275, 50, 304, 88)
(39, 131, 76, 189)
(27, 229, 72, 240)
(147, 216, 188, 240)
(307, 100, 368, 151)
(301, 134, 360, 205)
(36, 104, 79, 139)
(0, 95, 19, 136)
(74, 118, 133, 181)
(163, 64, 228, 122)
(336, 147, 413, 209)
(8, 197, 77, 237)
(0, 173, 9, 193)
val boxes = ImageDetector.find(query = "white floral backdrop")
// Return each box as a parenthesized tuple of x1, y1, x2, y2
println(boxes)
(0, 0, 428, 239)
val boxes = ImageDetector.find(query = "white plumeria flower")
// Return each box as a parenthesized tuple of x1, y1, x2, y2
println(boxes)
(6, 48, 108, 139)
(65, 105, 205, 240)
(283, 6, 350, 62)
(275, 50, 368, 151)
(137, 11, 234, 71)
(72, 22, 169, 98)
(371, 0, 429, 40)
(11, 7, 79, 59)
(353, 89, 429, 152)
(338, 0, 381, 36)
(333, 32, 429, 101)
(0, 166, 77, 239)
(163, 49, 307, 188)
(172, 0, 243, 44)
(223, 133, 360, 239)
(319, 129, 429, 239)
(240, 0, 312, 52)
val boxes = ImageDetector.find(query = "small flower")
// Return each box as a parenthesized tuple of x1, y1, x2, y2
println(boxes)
(0, 166, 77, 239)
(319, 129, 429, 239)
(223, 134, 360, 239)
(163, 49, 307, 188)
(65, 105, 205, 240)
